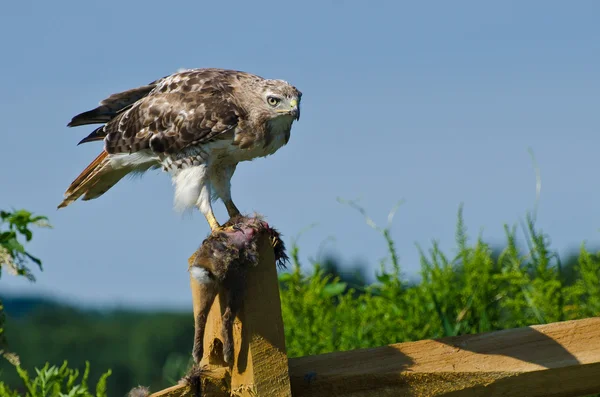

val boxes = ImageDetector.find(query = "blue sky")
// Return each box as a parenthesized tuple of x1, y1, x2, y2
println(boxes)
(1, 0, 598, 309)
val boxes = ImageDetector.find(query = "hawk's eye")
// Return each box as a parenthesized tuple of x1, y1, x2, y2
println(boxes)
(267, 96, 280, 106)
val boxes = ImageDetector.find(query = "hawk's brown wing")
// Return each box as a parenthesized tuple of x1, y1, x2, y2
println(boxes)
(73, 69, 250, 155)
(101, 91, 243, 155)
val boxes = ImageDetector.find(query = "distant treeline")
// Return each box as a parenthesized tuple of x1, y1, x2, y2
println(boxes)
(1, 296, 193, 396)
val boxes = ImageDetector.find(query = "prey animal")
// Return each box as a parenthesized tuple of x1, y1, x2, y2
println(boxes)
(58, 68, 302, 231)
(189, 215, 288, 365)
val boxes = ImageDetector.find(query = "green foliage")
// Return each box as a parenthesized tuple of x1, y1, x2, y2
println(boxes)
(0, 361, 111, 397)
(0, 210, 114, 397)
(0, 307, 193, 397)
(0, 209, 51, 281)
(563, 246, 600, 318)
(280, 204, 600, 358)
(0, 209, 51, 366)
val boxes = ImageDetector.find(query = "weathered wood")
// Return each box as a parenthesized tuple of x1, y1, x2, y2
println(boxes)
(148, 384, 192, 397)
(150, 317, 600, 396)
(289, 317, 600, 397)
(148, 367, 229, 397)
(188, 233, 292, 397)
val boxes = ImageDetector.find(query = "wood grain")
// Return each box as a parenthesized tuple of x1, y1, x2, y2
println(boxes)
(171, 233, 292, 397)
(228, 236, 292, 396)
(289, 317, 600, 397)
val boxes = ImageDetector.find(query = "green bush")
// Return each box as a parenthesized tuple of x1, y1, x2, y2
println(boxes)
(1, 209, 51, 364)
(280, 203, 600, 358)
(0, 210, 115, 397)
(0, 361, 111, 397)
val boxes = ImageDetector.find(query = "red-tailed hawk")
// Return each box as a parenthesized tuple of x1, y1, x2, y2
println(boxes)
(58, 68, 302, 231)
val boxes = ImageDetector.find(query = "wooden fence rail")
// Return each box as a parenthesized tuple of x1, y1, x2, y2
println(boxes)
(289, 316, 600, 397)
(148, 232, 600, 397)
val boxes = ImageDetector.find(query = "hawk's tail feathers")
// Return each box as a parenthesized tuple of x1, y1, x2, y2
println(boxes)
(58, 151, 130, 209)
(67, 106, 114, 127)
(67, 83, 157, 127)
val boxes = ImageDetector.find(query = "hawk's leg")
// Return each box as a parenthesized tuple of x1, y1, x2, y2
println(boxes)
(203, 210, 221, 231)
(196, 169, 221, 231)
(211, 164, 241, 219)
(198, 183, 221, 231)
(224, 200, 240, 218)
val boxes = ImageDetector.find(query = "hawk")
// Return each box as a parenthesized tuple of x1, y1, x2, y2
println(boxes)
(58, 68, 302, 231)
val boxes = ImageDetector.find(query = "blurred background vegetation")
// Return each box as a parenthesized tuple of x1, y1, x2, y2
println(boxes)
(1, 206, 600, 396)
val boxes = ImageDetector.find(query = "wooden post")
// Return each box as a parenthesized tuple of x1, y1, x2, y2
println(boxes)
(188, 233, 292, 397)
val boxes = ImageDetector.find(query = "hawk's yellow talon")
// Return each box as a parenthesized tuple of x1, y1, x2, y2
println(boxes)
(204, 212, 221, 232)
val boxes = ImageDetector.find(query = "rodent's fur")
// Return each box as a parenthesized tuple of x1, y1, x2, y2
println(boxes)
(189, 214, 288, 365)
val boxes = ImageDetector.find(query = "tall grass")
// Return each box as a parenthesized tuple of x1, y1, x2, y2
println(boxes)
(279, 204, 600, 358)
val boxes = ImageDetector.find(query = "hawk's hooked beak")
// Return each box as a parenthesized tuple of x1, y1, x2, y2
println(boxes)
(289, 99, 300, 121)
(277, 99, 300, 120)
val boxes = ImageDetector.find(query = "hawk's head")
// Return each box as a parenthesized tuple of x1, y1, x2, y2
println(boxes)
(254, 79, 302, 122)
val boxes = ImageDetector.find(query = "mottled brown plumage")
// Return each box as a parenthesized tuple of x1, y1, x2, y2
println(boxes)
(189, 214, 288, 365)
(59, 68, 301, 231)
